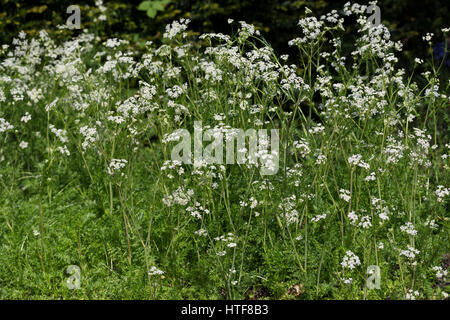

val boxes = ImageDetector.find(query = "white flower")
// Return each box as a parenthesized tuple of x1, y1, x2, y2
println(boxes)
(339, 189, 351, 202)
(278, 195, 299, 225)
(293, 139, 311, 157)
(432, 266, 447, 280)
(341, 277, 353, 284)
(27, 88, 43, 103)
(163, 19, 190, 39)
(341, 250, 361, 270)
(422, 33, 433, 42)
(80, 126, 98, 150)
(348, 154, 370, 169)
(400, 222, 417, 236)
(424, 218, 438, 229)
(104, 38, 122, 48)
(49, 125, 68, 144)
(148, 266, 164, 276)
(435, 185, 449, 202)
(107, 159, 128, 175)
(315, 153, 327, 164)
(45, 98, 59, 112)
(311, 214, 326, 222)
(107, 115, 125, 124)
(358, 215, 372, 229)
(194, 229, 208, 237)
(163, 187, 193, 207)
(58, 145, 71, 156)
(0, 118, 14, 132)
(21, 112, 32, 123)
(19, 141, 28, 149)
(348, 211, 358, 225)
(405, 289, 419, 300)
(364, 172, 376, 181)
(249, 198, 258, 209)
(400, 245, 420, 260)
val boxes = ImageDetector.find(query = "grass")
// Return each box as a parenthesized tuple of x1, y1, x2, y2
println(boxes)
(0, 3, 449, 299)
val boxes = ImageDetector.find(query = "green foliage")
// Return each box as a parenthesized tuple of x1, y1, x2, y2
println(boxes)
(1, 0, 449, 75)
(138, 0, 171, 18)
(0, 2, 449, 300)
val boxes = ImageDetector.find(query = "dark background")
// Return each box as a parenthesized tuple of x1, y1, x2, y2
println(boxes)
(1, 0, 449, 71)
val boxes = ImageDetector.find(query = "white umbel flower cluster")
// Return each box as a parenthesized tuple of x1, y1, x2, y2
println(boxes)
(148, 266, 164, 276)
(278, 195, 299, 225)
(107, 159, 128, 175)
(405, 289, 420, 300)
(341, 250, 361, 270)
(163, 187, 194, 207)
(80, 126, 98, 150)
(400, 222, 417, 236)
(0, 118, 14, 132)
(163, 19, 190, 40)
(311, 213, 327, 223)
(348, 154, 370, 170)
(400, 245, 420, 260)
(435, 185, 449, 202)
(432, 266, 447, 280)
